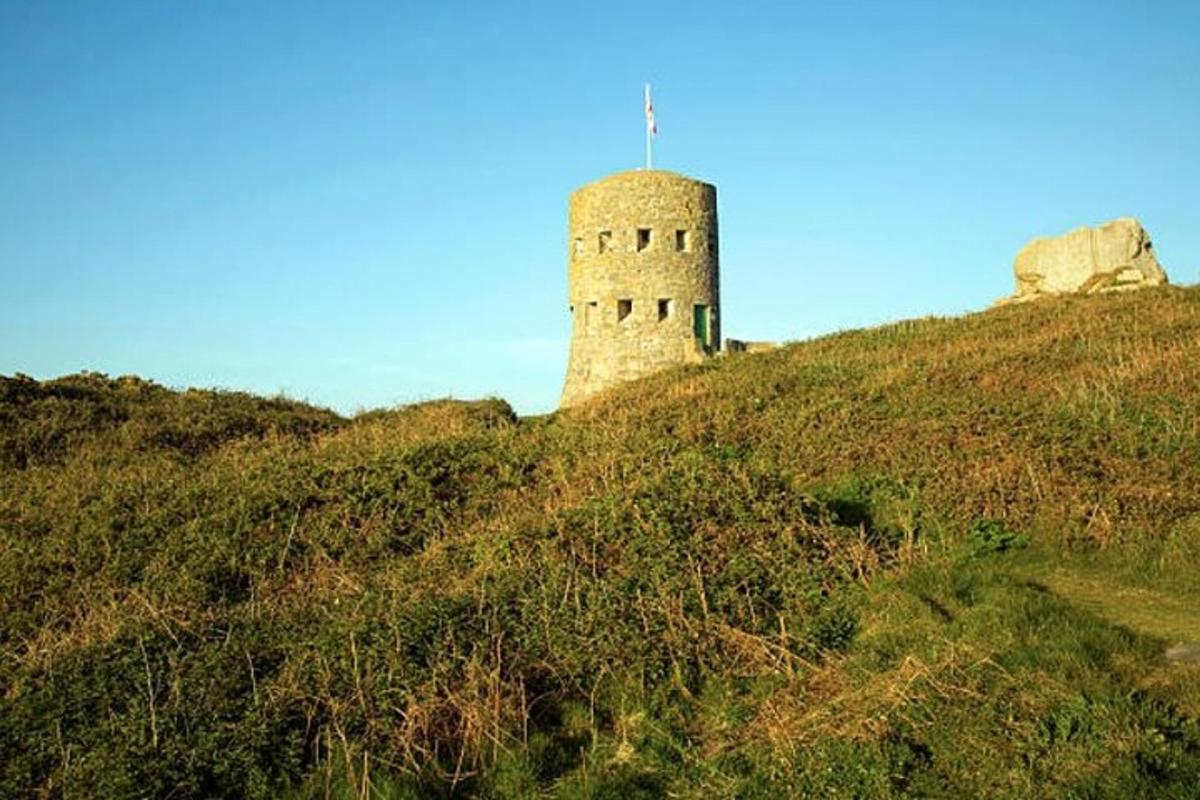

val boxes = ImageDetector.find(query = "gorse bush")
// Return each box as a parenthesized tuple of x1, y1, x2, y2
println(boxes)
(3, 286, 1200, 798)
(0, 371, 342, 469)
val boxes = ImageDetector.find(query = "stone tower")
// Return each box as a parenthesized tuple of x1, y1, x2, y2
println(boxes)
(560, 169, 720, 407)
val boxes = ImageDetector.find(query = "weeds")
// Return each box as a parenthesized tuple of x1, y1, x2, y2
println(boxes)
(2, 287, 1199, 797)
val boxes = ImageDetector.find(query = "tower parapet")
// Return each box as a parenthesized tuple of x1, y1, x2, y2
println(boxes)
(560, 169, 720, 407)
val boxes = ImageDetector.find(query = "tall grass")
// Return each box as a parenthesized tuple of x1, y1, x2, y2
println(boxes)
(2, 287, 1199, 797)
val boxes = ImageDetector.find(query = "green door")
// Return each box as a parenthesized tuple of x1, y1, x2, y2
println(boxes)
(693, 304, 709, 346)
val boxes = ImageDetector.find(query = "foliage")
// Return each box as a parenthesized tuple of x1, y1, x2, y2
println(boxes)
(968, 518, 1030, 554)
(2, 287, 1200, 797)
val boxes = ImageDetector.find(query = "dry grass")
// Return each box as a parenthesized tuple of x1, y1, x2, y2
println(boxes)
(2, 287, 1200, 798)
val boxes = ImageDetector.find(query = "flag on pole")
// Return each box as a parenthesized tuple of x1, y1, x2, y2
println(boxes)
(644, 83, 656, 169)
(644, 83, 657, 137)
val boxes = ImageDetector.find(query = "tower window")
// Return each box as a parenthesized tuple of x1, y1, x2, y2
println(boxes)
(585, 301, 597, 329)
(617, 299, 633, 322)
(573, 237, 583, 255)
(657, 298, 671, 321)
(675, 230, 688, 251)
(637, 228, 651, 252)
(598, 230, 612, 253)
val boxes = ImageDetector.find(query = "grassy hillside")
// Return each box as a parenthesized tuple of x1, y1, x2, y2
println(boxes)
(3, 287, 1199, 798)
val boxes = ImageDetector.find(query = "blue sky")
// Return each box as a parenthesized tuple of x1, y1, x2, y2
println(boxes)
(2, 1, 1197, 415)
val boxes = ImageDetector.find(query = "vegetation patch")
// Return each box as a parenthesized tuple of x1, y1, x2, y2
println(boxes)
(3, 287, 1199, 797)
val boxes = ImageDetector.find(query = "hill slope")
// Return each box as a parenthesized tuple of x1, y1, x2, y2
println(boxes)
(3, 287, 1199, 798)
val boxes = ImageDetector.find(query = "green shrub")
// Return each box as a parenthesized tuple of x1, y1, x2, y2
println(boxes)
(968, 518, 1030, 555)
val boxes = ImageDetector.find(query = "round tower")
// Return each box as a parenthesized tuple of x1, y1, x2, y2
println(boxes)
(560, 169, 720, 407)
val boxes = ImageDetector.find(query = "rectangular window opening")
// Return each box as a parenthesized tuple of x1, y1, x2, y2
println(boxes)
(598, 230, 612, 253)
(617, 299, 633, 322)
(637, 228, 651, 252)
(675, 230, 688, 252)
(657, 298, 671, 321)
(573, 237, 583, 255)
(585, 301, 597, 329)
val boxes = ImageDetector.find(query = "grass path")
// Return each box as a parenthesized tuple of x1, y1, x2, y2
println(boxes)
(1023, 562, 1200, 652)
(1037, 569, 1200, 643)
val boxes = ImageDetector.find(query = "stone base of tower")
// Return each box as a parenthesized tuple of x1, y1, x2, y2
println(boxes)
(560, 335, 710, 408)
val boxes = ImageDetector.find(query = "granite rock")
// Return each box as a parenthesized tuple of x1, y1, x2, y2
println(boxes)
(1000, 218, 1168, 304)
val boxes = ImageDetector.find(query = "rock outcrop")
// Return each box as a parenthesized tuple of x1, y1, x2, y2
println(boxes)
(999, 218, 1168, 304)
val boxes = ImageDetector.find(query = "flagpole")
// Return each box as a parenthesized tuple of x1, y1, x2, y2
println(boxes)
(644, 83, 652, 170)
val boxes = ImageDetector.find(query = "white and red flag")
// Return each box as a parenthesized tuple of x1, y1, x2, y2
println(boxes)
(644, 83, 656, 169)
(644, 83, 657, 137)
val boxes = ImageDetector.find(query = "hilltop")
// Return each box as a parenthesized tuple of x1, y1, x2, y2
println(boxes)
(3, 286, 1199, 798)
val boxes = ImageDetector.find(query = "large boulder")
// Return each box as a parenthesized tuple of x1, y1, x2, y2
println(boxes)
(1000, 217, 1168, 304)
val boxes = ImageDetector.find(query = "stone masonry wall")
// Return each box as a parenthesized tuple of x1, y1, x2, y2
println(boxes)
(560, 170, 719, 407)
